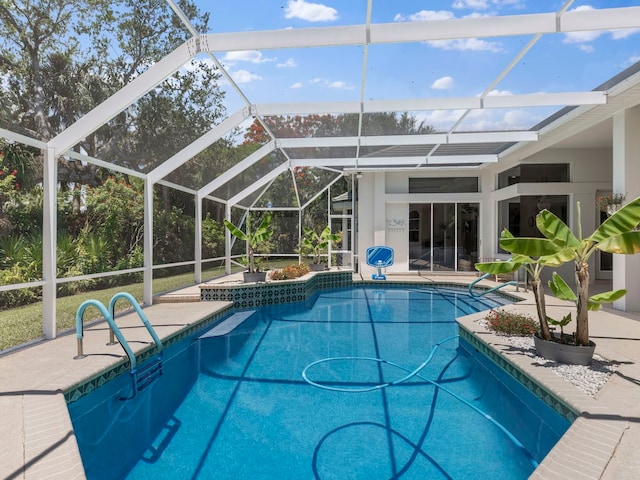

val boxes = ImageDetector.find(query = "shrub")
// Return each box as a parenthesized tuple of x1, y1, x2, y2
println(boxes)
(269, 263, 311, 281)
(484, 309, 537, 336)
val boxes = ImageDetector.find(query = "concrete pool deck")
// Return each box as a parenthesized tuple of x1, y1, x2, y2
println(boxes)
(1, 273, 640, 479)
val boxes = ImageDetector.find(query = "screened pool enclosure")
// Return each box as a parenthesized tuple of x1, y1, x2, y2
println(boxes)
(2, 0, 640, 342)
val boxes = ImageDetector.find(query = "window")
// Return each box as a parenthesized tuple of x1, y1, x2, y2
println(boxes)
(409, 177, 478, 193)
(498, 164, 569, 189)
(497, 195, 568, 252)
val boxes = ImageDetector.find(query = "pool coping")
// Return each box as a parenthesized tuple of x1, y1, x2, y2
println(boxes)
(2, 274, 640, 479)
(455, 301, 640, 480)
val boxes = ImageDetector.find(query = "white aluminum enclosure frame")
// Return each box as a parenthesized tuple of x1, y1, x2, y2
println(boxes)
(2, 2, 640, 338)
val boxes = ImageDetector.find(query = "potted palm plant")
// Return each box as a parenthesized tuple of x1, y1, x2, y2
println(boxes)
(300, 226, 342, 271)
(476, 197, 640, 364)
(224, 213, 273, 282)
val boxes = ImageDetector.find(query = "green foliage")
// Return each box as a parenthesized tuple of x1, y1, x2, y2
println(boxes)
(269, 263, 311, 281)
(483, 199, 640, 347)
(153, 204, 195, 264)
(300, 226, 342, 264)
(202, 213, 225, 258)
(84, 176, 144, 261)
(484, 309, 538, 336)
(224, 213, 273, 273)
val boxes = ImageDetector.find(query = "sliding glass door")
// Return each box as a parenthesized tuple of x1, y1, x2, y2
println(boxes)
(408, 203, 479, 272)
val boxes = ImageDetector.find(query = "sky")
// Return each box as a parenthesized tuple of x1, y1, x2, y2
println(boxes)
(190, 0, 640, 133)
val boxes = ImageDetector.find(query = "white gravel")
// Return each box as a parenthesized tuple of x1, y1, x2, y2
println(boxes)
(475, 319, 617, 397)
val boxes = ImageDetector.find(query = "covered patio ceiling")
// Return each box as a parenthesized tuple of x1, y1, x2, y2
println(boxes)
(3, 1, 640, 209)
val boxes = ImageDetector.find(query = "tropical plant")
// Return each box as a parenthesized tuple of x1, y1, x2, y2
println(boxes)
(475, 231, 570, 341)
(224, 213, 273, 273)
(300, 226, 342, 265)
(479, 198, 640, 347)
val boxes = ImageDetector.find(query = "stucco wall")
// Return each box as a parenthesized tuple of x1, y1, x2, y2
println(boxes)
(356, 146, 615, 279)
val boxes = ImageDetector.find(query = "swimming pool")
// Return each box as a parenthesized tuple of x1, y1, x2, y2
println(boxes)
(69, 285, 569, 479)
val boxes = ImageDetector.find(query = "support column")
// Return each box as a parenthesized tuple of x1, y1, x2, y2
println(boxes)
(143, 179, 154, 305)
(225, 204, 232, 275)
(42, 146, 57, 339)
(373, 172, 386, 245)
(612, 106, 640, 312)
(479, 170, 495, 259)
(194, 196, 202, 283)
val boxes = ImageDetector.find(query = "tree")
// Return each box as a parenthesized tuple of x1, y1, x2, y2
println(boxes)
(0, 0, 222, 188)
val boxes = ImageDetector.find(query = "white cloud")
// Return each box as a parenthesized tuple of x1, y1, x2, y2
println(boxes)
(290, 82, 303, 89)
(328, 80, 354, 90)
(230, 69, 262, 84)
(277, 58, 298, 68)
(394, 10, 454, 22)
(453, 0, 489, 9)
(284, 0, 338, 22)
(431, 76, 454, 89)
(563, 30, 603, 45)
(222, 50, 275, 65)
(493, 0, 525, 7)
(414, 110, 465, 131)
(463, 108, 538, 130)
(562, 6, 640, 50)
(486, 89, 513, 96)
(611, 28, 640, 40)
(429, 38, 503, 52)
(579, 44, 595, 53)
(627, 55, 640, 66)
(307, 77, 354, 90)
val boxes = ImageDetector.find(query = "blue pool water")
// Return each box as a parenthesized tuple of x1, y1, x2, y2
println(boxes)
(69, 285, 569, 479)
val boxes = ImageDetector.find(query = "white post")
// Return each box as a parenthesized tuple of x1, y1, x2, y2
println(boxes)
(225, 203, 231, 275)
(195, 195, 202, 283)
(143, 178, 154, 305)
(613, 106, 640, 312)
(42, 145, 57, 339)
(373, 172, 386, 245)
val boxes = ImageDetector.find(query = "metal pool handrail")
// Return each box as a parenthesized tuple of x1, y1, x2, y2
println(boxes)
(74, 292, 163, 370)
(74, 298, 136, 364)
(468, 273, 517, 297)
(108, 292, 163, 350)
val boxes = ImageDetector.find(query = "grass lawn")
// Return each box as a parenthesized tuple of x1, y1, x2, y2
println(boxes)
(0, 258, 297, 353)
(0, 268, 224, 352)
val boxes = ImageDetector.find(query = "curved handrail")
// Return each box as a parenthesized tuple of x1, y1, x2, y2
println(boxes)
(108, 292, 163, 352)
(468, 273, 517, 298)
(74, 299, 136, 368)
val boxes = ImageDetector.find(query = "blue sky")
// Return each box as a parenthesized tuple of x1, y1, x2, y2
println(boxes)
(192, 0, 640, 132)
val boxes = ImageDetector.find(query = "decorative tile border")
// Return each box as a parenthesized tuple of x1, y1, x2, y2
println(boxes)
(458, 323, 579, 422)
(199, 270, 353, 308)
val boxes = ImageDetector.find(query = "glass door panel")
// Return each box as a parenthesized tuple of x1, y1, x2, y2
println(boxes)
(408, 202, 479, 272)
(457, 203, 479, 271)
(408, 204, 431, 270)
(433, 203, 456, 271)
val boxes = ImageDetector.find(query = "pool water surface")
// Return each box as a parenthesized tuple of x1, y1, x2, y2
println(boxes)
(69, 285, 569, 479)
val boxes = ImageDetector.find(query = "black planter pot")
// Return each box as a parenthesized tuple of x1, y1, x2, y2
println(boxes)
(310, 263, 326, 272)
(243, 271, 267, 283)
(533, 332, 596, 365)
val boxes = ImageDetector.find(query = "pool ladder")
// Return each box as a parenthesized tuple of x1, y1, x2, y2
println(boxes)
(468, 273, 518, 297)
(74, 292, 164, 395)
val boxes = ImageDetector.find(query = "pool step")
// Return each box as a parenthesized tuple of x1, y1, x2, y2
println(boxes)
(133, 356, 163, 392)
(153, 293, 201, 303)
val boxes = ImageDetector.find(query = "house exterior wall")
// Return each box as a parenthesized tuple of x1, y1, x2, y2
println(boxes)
(356, 147, 615, 281)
